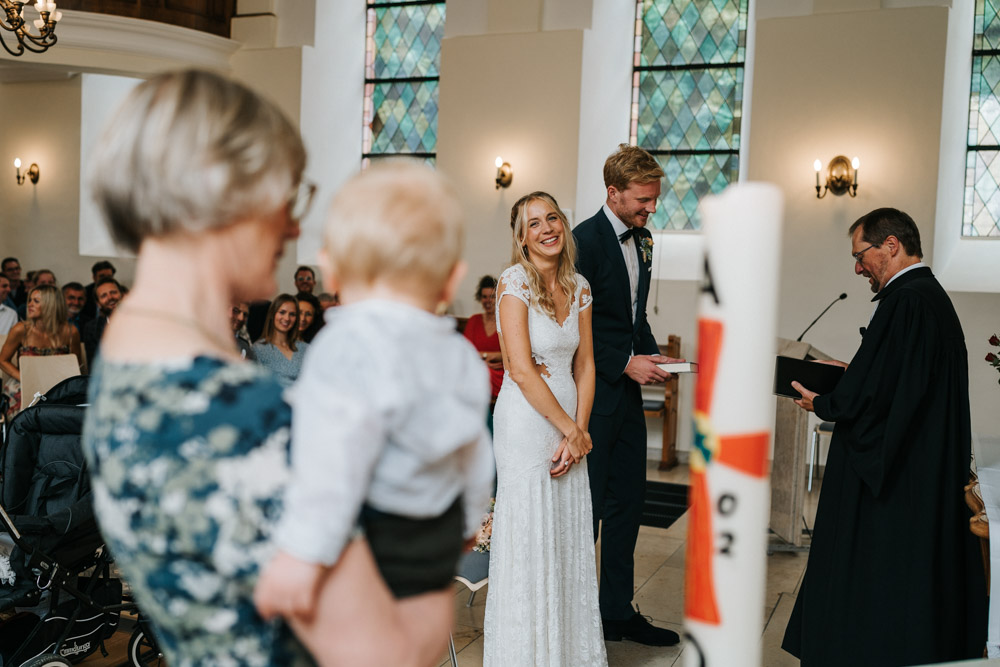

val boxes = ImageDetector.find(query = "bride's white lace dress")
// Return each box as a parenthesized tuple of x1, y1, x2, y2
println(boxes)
(483, 264, 607, 667)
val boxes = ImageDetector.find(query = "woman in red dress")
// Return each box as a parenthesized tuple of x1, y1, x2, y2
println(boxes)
(463, 275, 503, 431)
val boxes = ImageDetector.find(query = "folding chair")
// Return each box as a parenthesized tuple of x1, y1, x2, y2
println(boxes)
(18, 355, 81, 411)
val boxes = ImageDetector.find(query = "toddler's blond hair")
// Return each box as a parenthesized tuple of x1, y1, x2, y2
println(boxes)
(324, 162, 464, 294)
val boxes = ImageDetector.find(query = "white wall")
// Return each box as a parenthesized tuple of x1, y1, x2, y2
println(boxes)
(295, 1, 366, 268)
(78, 73, 142, 258)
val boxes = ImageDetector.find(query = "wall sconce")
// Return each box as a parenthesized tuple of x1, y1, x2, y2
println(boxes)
(814, 155, 858, 198)
(14, 158, 40, 185)
(495, 156, 513, 190)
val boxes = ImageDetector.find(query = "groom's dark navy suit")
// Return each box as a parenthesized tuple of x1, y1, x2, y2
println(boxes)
(574, 207, 657, 622)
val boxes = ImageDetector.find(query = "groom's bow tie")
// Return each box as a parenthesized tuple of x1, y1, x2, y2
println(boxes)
(618, 227, 643, 244)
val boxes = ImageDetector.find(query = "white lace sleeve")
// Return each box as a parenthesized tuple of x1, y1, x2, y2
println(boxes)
(577, 274, 593, 311)
(496, 265, 531, 335)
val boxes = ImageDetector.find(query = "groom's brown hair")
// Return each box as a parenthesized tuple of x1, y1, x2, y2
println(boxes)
(603, 143, 664, 192)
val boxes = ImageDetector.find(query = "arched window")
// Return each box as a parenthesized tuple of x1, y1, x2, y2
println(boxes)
(964, 0, 1000, 236)
(362, 0, 445, 167)
(631, 0, 749, 230)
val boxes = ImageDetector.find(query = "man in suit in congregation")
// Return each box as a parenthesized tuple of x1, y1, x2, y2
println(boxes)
(574, 143, 680, 646)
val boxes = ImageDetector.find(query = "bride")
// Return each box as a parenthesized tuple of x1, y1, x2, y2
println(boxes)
(484, 191, 607, 666)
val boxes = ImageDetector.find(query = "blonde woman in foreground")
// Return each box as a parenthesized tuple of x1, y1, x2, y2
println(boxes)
(81, 69, 450, 667)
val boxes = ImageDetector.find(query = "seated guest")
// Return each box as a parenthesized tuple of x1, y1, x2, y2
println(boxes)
(62, 282, 86, 332)
(0, 277, 17, 335)
(296, 292, 322, 343)
(17, 269, 57, 320)
(2, 258, 26, 308)
(82, 277, 122, 367)
(34, 269, 56, 287)
(253, 294, 307, 387)
(294, 265, 316, 295)
(231, 301, 255, 360)
(82, 260, 116, 329)
(0, 284, 83, 418)
(462, 275, 503, 430)
(317, 292, 339, 309)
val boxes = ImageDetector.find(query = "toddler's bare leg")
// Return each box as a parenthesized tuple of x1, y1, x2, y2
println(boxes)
(397, 588, 455, 666)
(288, 538, 454, 667)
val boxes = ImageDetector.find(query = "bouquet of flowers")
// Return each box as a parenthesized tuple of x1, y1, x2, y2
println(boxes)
(987, 334, 1000, 385)
(473, 498, 495, 553)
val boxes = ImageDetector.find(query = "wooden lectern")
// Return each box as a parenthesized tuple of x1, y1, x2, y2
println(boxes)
(769, 338, 833, 548)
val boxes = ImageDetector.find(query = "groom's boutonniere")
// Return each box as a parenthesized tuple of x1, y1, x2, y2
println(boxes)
(640, 236, 654, 263)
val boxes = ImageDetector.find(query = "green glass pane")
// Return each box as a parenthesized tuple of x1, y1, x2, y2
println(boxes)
(636, 68, 742, 151)
(638, 0, 746, 67)
(372, 3, 445, 79)
(368, 81, 439, 155)
(976, 0, 1000, 51)
(648, 153, 738, 231)
(970, 55, 1000, 146)
(964, 149, 1000, 236)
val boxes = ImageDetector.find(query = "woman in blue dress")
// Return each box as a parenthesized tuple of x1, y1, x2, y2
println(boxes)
(82, 69, 416, 667)
(253, 294, 307, 387)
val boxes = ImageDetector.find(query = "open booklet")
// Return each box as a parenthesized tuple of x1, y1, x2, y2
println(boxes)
(656, 362, 698, 374)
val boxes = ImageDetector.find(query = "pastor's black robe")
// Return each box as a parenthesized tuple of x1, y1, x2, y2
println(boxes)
(782, 266, 987, 666)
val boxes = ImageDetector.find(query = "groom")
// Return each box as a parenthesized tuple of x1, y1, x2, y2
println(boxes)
(574, 144, 679, 646)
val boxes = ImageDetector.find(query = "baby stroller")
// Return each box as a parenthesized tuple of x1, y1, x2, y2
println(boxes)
(0, 376, 161, 667)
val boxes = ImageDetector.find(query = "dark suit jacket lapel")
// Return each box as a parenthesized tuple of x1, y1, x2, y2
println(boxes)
(595, 210, 634, 324)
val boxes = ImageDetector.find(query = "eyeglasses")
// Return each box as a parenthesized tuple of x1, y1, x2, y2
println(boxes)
(852, 244, 879, 263)
(289, 180, 318, 221)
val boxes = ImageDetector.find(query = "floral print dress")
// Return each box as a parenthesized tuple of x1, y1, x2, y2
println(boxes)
(82, 357, 314, 667)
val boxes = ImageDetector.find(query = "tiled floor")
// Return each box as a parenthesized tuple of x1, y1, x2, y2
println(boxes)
(75, 460, 820, 667)
(439, 460, 818, 667)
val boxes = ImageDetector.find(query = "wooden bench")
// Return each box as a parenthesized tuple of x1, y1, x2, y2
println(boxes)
(642, 334, 681, 470)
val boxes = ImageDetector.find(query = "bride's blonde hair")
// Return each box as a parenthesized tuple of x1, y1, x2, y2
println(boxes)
(509, 192, 577, 319)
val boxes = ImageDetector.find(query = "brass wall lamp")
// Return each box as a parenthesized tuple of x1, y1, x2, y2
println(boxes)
(813, 155, 858, 198)
(14, 158, 39, 185)
(495, 156, 513, 190)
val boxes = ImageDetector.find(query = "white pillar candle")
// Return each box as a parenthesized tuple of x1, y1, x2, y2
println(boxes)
(684, 183, 784, 667)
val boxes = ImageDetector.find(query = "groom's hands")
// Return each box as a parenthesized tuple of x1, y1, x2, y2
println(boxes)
(625, 354, 678, 384)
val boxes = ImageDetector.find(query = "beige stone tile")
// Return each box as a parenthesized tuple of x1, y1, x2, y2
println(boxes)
(763, 552, 809, 612)
(452, 582, 487, 628)
(448, 632, 485, 667)
(635, 526, 685, 559)
(662, 511, 689, 540)
(632, 561, 685, 624)
(761, 592, 799, 667)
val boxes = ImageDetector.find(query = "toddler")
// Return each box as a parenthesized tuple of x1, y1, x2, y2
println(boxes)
(255, 162, 494, 666)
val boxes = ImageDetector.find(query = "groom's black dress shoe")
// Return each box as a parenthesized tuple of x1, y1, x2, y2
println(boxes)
(602, 612, 680, 647)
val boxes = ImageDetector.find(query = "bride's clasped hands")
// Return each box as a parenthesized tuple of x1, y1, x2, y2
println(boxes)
(550, 424, 592, 478)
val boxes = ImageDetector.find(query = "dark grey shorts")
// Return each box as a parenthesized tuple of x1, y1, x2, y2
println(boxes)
(360, 498, 464, 599)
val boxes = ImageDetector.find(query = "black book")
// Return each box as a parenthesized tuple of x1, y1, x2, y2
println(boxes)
(773, 356, 845, 399)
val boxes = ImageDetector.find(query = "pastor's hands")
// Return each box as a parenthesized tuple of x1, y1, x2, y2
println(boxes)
(791, 381, 818, 412)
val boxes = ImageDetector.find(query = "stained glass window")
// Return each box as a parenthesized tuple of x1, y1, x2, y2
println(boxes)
(363, 0, 444, 167)
(631, 0, 748, 230)
(964, 0, 1000, 236)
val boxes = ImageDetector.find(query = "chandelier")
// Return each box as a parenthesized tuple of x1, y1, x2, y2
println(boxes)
(1, 1, 62, 57)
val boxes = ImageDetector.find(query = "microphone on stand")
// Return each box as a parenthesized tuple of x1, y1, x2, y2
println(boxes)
(796, 293, 847, 342)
